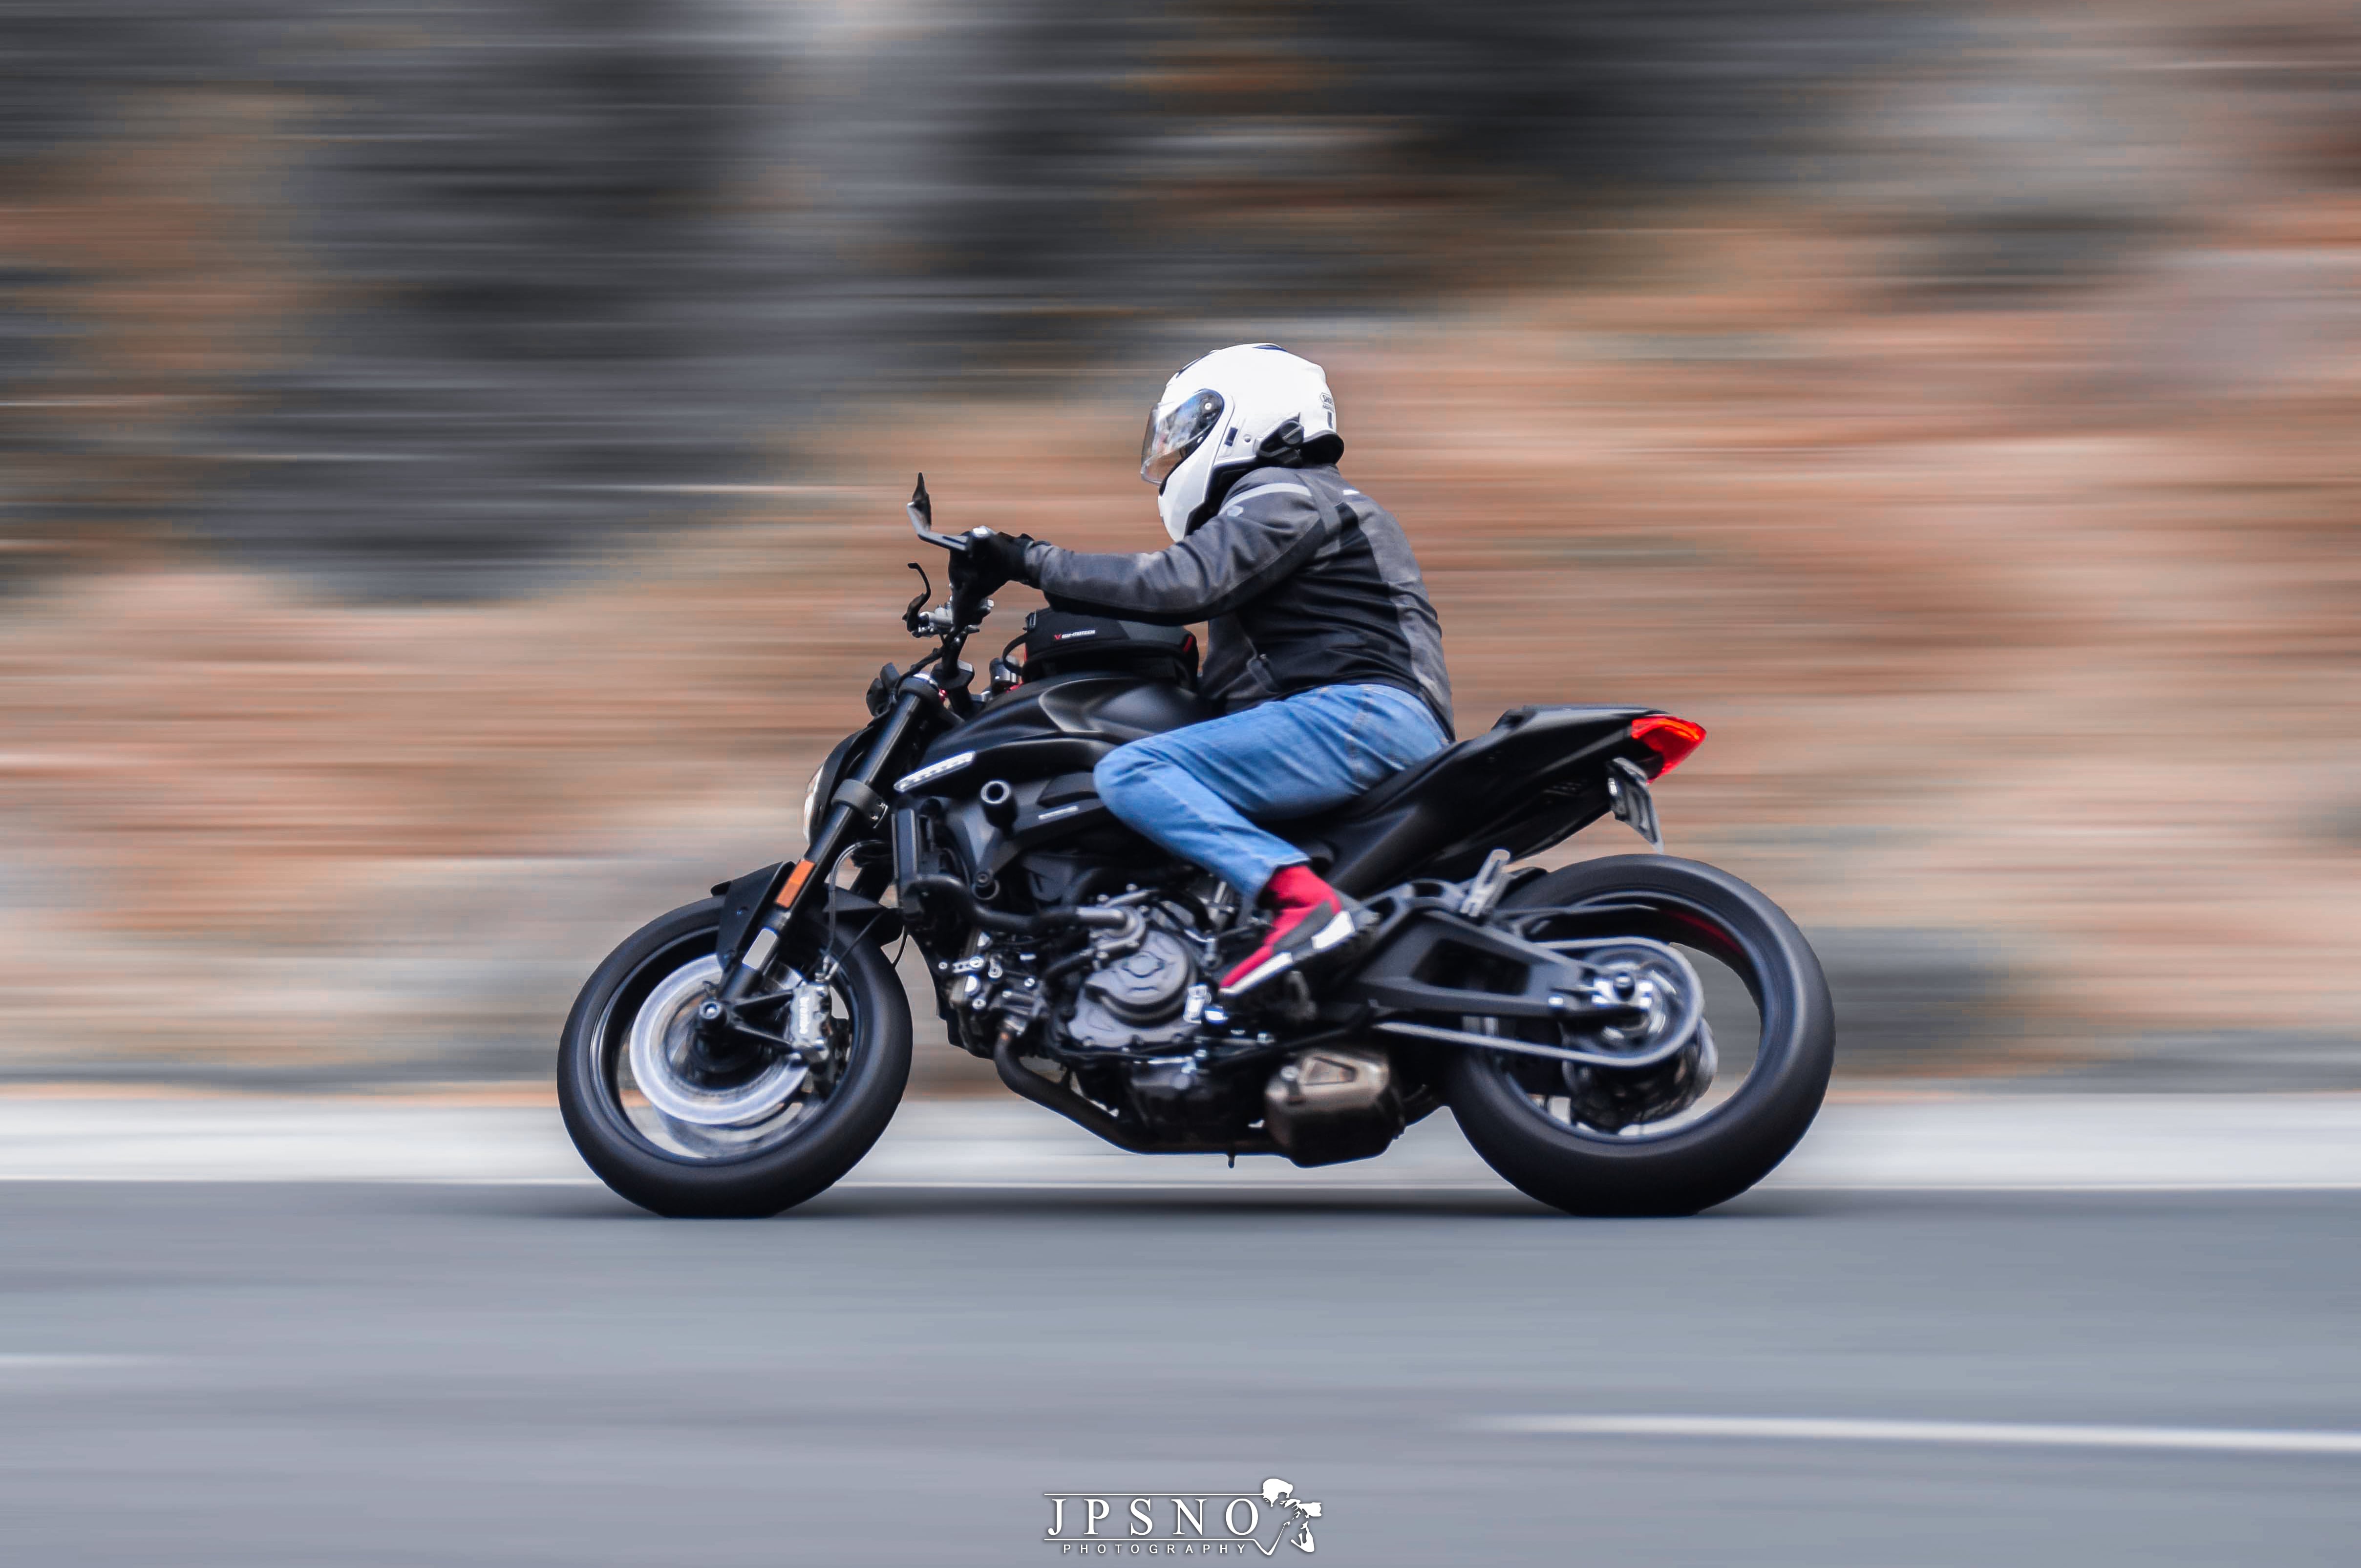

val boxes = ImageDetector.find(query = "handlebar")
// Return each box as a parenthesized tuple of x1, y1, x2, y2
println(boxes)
(904, 471, 999, 636)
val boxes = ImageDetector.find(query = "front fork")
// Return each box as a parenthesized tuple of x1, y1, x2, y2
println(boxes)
(715, 674, 947, 1006)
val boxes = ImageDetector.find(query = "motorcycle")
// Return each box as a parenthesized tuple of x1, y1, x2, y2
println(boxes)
(558, 477, 1835, 1217)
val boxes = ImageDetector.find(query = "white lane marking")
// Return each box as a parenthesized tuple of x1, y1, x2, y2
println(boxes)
(0, 1355, 153, 1371)
(1476, 1415, 2361, 1457)
(6, 1097, 2361, 1187)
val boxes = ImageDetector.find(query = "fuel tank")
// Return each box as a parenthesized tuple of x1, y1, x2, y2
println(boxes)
(911, 672, 1213, 788)
(900, 671, 1213, 886)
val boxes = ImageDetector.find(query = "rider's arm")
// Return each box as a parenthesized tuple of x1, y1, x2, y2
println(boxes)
(1022, 473, 1325, 625)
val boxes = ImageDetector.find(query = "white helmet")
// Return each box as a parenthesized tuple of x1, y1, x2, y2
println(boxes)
(1139, 344, 1340, 542)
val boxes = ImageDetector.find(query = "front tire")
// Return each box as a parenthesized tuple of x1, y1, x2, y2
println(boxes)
(1445, 856, 1833, 1216)
(558, 898, 912, 1217)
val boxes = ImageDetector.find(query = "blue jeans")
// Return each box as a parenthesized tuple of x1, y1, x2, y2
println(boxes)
(1094, 683, 1450, 901)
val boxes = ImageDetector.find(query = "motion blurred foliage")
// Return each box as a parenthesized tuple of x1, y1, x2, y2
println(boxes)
(0, 0, 2159, 595)
(2, 0, 785, 593)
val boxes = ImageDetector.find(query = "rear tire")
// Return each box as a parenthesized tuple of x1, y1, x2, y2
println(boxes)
(1444, 856, 1833, 1216)
(558, 898, 912, 1217)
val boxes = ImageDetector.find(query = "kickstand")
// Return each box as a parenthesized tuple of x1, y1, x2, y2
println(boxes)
(1227, 1149, 1236, 1169)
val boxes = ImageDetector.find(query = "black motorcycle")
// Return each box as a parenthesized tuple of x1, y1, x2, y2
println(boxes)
(559, 478, 1834, 1217)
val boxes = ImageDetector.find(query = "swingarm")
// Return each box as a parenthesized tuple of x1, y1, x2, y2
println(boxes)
(1334, 890, 1706, 1070)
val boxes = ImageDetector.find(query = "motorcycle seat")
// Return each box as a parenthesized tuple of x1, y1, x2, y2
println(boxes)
(1293, 705, 1586, 826)
(1279, 703, 1656, 889)
(1312, 731, 1478, 823)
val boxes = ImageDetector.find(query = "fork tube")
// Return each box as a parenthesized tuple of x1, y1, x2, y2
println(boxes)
(717, 678, 940, 1003)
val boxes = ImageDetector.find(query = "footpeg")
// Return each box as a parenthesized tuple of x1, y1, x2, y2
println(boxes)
(1458, 848, 1513, 918)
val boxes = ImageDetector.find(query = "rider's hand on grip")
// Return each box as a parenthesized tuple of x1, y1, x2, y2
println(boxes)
(957, 528, 1036, 601)
(954, 533, 1039, 623)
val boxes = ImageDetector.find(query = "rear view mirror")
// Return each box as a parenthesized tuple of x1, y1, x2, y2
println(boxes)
(906, 472, 968, 551)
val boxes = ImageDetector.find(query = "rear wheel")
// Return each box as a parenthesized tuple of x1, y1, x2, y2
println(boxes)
(558, 897, 911, 1217)
(1444, 855, 1833, 1216)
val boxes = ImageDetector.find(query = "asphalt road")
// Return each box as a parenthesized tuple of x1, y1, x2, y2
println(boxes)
(3, 1181, 2359, 1566)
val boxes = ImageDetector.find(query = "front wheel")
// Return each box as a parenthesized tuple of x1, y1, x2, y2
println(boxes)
(558, 897, 911, 1217)
(1444, 855, 1834, 1216)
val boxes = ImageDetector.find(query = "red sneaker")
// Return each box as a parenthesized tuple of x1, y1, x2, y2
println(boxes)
(1220, 866, 1364, 998)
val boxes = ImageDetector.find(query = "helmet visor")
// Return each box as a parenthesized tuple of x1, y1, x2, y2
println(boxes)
(1139, 388, 1225, 487)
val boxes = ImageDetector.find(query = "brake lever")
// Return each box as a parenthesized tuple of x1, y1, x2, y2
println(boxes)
(902, 561, 934, 635)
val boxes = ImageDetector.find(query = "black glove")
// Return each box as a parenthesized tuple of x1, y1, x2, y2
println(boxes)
(959, 528, 1037, 595)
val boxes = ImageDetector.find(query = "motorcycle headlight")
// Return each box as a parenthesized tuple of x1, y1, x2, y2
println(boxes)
(800, 758, 829, 845)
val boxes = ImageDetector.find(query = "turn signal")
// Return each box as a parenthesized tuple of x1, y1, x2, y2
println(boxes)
(1631, 714, 1706, 774)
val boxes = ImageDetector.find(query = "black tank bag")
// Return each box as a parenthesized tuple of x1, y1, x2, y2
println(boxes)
(1019, 611, 1198, 685)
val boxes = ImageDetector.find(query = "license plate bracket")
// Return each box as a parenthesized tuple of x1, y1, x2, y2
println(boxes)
(1607, 757, 1663, 852)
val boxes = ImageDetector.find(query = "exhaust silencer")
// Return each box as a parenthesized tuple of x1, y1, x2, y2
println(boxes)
(1263, 1046, 1402, 1168)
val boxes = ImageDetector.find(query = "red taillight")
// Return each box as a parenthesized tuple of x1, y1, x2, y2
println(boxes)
(1631, 714, 1706, 775)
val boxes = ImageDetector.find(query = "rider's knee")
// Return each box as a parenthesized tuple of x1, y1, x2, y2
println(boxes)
(1093, 742, 1165, 805)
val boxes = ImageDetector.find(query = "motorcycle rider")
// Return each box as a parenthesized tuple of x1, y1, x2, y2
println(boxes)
(964, 344, 1453, 997)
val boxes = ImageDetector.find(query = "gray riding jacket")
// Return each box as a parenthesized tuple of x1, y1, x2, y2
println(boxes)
(1020, 465, 1453, 737)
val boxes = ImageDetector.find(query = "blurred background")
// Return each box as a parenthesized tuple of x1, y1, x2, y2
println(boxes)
(0, 0, 2354, 1092)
